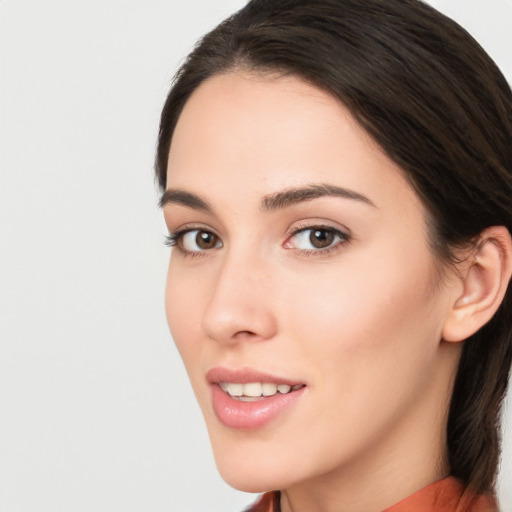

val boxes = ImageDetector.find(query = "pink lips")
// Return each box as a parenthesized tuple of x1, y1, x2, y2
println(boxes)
(207, 367, 306, 430)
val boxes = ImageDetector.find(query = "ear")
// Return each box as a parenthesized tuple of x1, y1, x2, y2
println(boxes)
(442, 226, 512, 343)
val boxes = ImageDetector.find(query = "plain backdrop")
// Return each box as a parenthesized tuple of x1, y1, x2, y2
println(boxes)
(0, 1, 511, 511)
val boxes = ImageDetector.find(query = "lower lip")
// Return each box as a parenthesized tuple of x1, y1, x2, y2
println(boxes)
(211, 384, 306, 430)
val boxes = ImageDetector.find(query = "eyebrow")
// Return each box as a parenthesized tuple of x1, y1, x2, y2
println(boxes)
(261, 183, 376, 211)
(159, 189, 213, 213)
(159, 183, 375, 213)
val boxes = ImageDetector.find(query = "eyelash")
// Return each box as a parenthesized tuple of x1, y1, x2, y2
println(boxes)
(164, 232, 182, 248)
(165, 225, 351, 257)
(164, 227, 220, 259)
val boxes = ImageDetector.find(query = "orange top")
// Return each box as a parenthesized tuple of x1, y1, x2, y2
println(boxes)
(245, 477, 498, 512)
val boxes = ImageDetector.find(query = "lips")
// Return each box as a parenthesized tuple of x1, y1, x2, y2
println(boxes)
(207, 367, 306, 430)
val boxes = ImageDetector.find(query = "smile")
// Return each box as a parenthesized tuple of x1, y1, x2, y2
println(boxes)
(220, 381, 305, 401)
(207, 368, 307, 429)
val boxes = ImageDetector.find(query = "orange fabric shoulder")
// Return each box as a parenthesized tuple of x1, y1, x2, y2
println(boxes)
(383, 477, 497, 512)
(244, 478, 497, 512)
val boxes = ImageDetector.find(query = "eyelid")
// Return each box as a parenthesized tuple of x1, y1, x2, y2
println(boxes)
(166, 222, 218, 240)
(286, 219, 352, 239)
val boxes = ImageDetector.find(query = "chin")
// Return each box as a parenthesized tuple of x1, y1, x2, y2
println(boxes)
(209, 434, 296, 493)
(217, 461, 287, 493)
(221, 473, 275, 494)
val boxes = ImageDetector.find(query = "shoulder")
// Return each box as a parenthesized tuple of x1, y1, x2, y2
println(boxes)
(243, 479, 498, 512)
(383, 477, 498, 512)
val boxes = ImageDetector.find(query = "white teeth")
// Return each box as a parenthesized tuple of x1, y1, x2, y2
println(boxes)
(226, 383, 244, 397)
(243, 382, 262, 397)
(262, 383, 278, 396)
(220, 381, 301, 398)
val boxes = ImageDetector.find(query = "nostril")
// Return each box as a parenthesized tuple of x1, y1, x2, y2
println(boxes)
(234, 330, 258, 338)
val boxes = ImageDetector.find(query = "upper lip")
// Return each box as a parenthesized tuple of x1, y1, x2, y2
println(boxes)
(206, 366, 305, 386)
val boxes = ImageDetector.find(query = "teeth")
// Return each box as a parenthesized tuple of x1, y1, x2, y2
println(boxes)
(220, 381, 302, 398)
(243, 382, 262, 397)
(225, 383, 244, 397)
(262, 383, 278, 396)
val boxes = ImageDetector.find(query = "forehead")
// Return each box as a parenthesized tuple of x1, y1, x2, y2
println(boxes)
(166, 72, 420, 216)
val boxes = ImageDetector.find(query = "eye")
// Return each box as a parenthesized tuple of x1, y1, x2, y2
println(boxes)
(166, 228, 222, 253)
(285, 226, 349, 252)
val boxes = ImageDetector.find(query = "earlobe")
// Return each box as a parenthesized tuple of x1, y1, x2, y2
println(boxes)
(442, 226, 512, 343)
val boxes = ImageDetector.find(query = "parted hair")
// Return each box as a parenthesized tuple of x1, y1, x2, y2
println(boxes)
(156, 0, 512, 496)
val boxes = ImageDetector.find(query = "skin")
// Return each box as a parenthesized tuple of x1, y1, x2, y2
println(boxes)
(162, 72, 465, 512)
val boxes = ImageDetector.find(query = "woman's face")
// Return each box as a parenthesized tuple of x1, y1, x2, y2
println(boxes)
(163, 73, 459, 494)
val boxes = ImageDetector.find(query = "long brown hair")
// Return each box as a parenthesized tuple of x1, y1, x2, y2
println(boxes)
(156, 0, 512, 495)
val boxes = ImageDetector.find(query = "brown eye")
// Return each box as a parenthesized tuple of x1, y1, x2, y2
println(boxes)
(178, 229, 222, 252)
(196, 231, 219, 249)
(285, 226, 349, 253)
(309, 229, 334, 249)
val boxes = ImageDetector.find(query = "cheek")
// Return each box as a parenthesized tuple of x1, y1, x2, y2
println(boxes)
(261, 249, 443, 476)
(165, 259, 207, 367)
(281, 241, 442, 404)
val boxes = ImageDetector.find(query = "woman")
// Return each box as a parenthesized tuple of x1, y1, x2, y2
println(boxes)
(156, 1, 512, 510)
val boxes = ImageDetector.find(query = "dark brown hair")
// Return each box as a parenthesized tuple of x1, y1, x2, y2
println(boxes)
(156, 0, 512, 496)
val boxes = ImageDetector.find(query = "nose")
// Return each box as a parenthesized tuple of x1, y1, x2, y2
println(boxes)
(201, 251, 278, 345)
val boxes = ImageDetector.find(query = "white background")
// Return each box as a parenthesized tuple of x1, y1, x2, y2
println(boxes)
(0, 1, 511, 511)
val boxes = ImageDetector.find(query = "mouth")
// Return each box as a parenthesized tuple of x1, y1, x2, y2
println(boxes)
(207, 368, 307, 430)
(219, 381, 305, 401)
